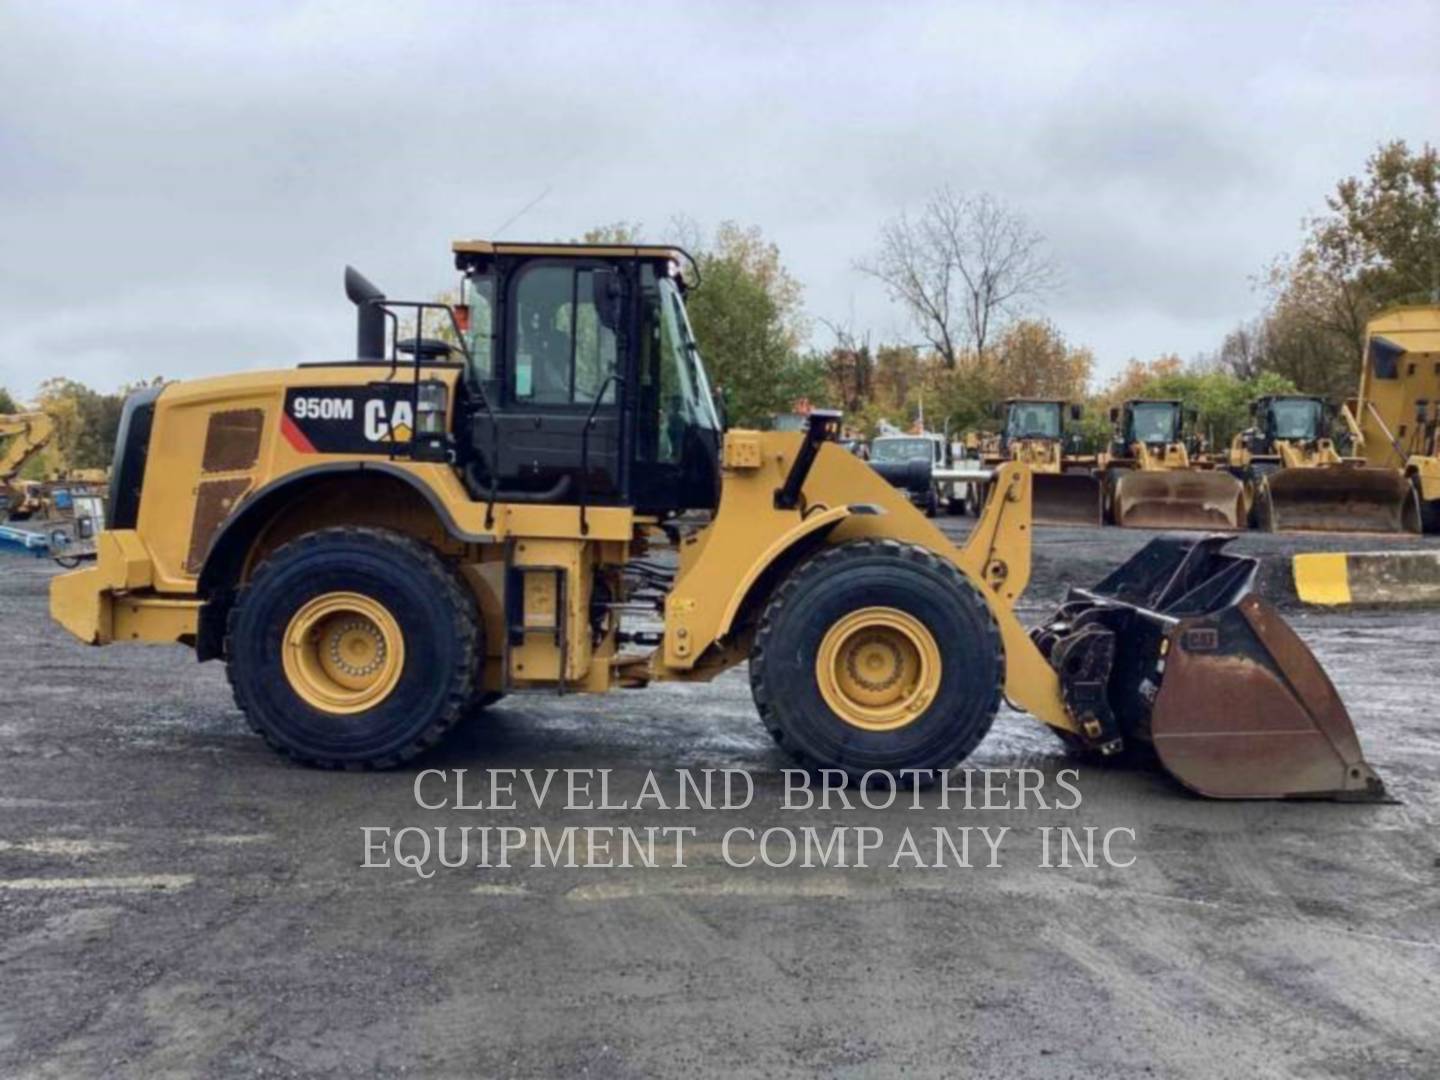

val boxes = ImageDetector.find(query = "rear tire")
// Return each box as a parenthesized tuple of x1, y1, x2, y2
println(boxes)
(226, 527, 480, 769)
(750, 540, 1003, 782)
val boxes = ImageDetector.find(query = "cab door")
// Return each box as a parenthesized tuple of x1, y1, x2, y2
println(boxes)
(480, 260, 625, 502)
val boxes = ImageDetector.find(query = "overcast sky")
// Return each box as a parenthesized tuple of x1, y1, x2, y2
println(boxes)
(2, 1, 1435, 400)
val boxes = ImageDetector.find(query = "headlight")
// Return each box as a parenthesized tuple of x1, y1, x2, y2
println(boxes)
(416, 380, 448, 436)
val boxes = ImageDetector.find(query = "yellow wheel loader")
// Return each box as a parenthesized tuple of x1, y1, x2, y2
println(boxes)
(1102, 399, 1245, 530)
(966, 399, 1101, 526)
(1343, 305, 1440, 533)
(1229, 395, 1415, 533)
(0, 412, 56, 521)
(49, 242, 1383, 799)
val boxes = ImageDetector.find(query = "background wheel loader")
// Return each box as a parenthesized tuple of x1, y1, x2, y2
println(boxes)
(1228, 394, 1415, 533)
(1342, 304, 1440, 533)
(48, 241, 1382, 799)
(0, 412, 56, 521)
(964, 398, 1101, 526)
(1101, 399, 1245, 530)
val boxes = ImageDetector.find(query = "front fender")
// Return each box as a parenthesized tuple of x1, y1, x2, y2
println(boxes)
(713, 504, 869, 640)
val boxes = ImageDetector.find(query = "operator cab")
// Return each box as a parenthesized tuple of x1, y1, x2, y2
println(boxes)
(1124, 400, 1183, 447)
(1257, 395, 1326, 445)
(432, 241, 722, 518)
(1002, 399, 1069, 446)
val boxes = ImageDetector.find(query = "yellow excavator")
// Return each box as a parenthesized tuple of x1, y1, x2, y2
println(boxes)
(1228, 394, 1415, 533)
(48, 241, 1382, 799)
(1101, 399, 1245, 529)
(1343, 305, 1440, 533)
(964, 399, 1101, 526)
(0, 412, 56, 521)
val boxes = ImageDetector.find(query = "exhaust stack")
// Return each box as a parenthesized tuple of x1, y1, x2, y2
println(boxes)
(344, 265, 387, 360)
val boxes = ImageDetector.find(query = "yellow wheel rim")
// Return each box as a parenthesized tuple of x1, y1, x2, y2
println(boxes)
(815, 606, 941, 732)
(281, 592, 405, 715)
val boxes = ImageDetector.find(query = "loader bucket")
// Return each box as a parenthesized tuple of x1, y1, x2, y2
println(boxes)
(1033, 473, 1103, 526)
(1034, 536, 1384, 800)
(1112, 470, 1244, 530)
(1258, 467, 1418, 534)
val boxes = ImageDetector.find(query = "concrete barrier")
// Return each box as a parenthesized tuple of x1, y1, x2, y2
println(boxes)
(1294, 551, 1440, 606)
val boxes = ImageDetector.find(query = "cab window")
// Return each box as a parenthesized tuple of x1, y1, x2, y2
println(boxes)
(511, 264, 617, 405)
(461, 272, 496, 388)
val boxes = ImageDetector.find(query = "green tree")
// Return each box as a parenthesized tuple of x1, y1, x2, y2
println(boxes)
(30, 378, 136, 474)
(682, 222, 814, 426)
(0, 387, 18, 414)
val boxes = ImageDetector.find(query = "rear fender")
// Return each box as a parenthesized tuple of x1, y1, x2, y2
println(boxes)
(194, 464, 472, 659)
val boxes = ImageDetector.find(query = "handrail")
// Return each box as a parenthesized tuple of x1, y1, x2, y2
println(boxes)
(363, 296, 502, 530)
(578, 372, 624, 536)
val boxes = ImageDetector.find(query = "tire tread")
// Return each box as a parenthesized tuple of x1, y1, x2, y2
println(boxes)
(225, 526, 480, 769)
(749, 539, 1004, 779)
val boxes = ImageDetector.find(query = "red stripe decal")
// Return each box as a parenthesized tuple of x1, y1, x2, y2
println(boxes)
(280, 412, 316, 453)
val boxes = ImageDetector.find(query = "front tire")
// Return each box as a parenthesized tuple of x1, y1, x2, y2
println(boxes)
(750, 540, 1003, 781)
(1411, 476, 1440, 534)
(226, 527, 481, 769)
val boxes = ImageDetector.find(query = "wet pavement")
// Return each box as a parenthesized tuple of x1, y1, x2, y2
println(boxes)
(2, 521, 1438, 1078)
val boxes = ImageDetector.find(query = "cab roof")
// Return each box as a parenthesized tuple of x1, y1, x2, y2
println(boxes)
(451, 239, 694, 285)
(452, 239, 685, 260)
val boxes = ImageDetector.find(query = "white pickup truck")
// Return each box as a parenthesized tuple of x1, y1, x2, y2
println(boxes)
(867, 433, 991, 516)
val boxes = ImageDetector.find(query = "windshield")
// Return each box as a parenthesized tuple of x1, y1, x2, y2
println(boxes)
(1006, 402, 1062, 439)
(1269, 398, 1322, 441)
(871, 438, 936, 463)
(1130, 403, 1180, 444)
(656, 279, 719, 460)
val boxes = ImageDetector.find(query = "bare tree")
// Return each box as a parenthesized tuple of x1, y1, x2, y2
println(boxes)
(819, 318, 873, 415)
(860, 187, 1056, 367)
(1213, 319, 1267, 380)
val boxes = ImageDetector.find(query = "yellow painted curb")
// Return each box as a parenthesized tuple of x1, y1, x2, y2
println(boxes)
(1294, 553, 1351, 605)
(1295, 550, 1440, 605)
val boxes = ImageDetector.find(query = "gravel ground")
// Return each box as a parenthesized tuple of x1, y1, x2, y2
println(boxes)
(2, 521, 1438, 1078)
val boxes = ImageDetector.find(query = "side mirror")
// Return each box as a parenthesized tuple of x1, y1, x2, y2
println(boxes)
(1184, 408, 1199, 427)
(591, 269, 623, 332)
(1108, 406, 1120, 424)
(1068, 403, 1082, 422)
